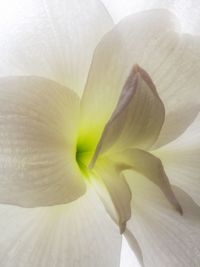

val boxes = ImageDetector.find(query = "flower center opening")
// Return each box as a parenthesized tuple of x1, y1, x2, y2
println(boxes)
(76, 142, 93, 178)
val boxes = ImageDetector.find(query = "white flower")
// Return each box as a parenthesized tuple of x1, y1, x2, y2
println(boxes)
(0, 1, 199, 267)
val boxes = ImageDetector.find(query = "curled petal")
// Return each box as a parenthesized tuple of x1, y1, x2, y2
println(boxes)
(80, 9, 178, 148)
(89, 65, 165, 167)
(0, 76, 85, 207)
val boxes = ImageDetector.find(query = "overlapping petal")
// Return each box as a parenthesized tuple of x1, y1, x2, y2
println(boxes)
(102, 0, 200, 34)
(153, 113, 200, 206)
(0, 76, 85, 207)
(92, 159, 132, 233)
(0, 189, 121, 267)
(0, 0, 113, 95)
(125, 172, 200, 267)
(89, 65, 165, 166)
(80, 10, 178, 149)
(80, 9, 200, 150)
(114, 149, 182, 214)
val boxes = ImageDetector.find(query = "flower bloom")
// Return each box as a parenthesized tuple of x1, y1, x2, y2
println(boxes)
(0, 1, 199, 267)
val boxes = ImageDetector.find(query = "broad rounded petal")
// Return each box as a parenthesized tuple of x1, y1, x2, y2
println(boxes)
(0, 189, 121, 267)
(102, 0, 200, 34)
(0, 0, 113, 95)
(153, 113, 200, 206)
(80, 10, 179, 149)
(0, 76, 85, 207)
(125, 172, 200, 267)
(89, 66, 165, 167)
(92, 160, 132, 233)
(80, 9, 200, 149)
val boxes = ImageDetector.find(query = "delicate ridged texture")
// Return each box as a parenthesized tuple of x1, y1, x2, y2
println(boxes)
(89, 65, 165, 167)
(0, 76, 85, 207)
(153, 113, 200, 206)
(80, 10, 200, 149)
(92, 159, 132, 233)
(0, 0, 113, 95)
(125, 172, 200, 267)
(0, 189, 121, 267)
(101, 0, 200, 34)
(114, 149, 182, 214)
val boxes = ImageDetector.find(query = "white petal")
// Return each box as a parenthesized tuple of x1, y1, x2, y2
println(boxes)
(92, 160, 132, 233)
(80, 9, 200, 149)
(0, 76, 85, 207)
(114, 148, 182, 214)
(153, 113, 200, 206)
(126, 172, 200, 267)
(80, 9, 177, 150)
(89, 65, 165, 167)
(0, 0, 113, 95)
(120, 236, 142, 267)
(101, 0, 200, 34)
(0, 189, 121, 267)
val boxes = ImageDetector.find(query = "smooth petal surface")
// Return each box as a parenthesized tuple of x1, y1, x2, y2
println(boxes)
(153, 113, 200, 206)
(80, 10, 200, 149)
(89, 65, 164, 166)
(114, 149, 182, 214)
(125, 172, 200, 267)
(0, 76, 85, 207)
(0, 189, 121, 267)
(0, 0, 113, 95)
(92, 160, 132, 233)
(102, 0, 200, 34)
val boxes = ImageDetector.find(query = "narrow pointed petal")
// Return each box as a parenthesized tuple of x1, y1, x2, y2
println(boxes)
(153, 113, 200, 206)
(0, 0, 113, 95)
(92, 160, 132, 233)
(125, 173, 200, 267)
(0, 76, 85, 207)
(90, 65, 164, 167)
(80, 9, 178, 148)
(115, 149, 182, 214)
(0, 189, 121, 267)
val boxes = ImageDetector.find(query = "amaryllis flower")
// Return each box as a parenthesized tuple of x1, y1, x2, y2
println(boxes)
(0, 1, 199, 267)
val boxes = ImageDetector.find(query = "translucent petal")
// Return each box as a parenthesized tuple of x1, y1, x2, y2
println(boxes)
(0, 76, 85, 207)
(0, 0, 113, 95)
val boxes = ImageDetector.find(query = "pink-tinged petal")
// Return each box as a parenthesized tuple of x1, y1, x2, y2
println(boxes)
(80, 9, 178, 149)
(89, 65, 165, 167)
(0, 0, 113, 95)
(0, 189, 121, 267)
(80, 8, 200, 148)
(0, 76, 85, 207)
